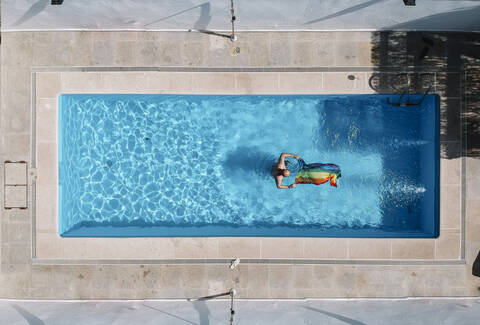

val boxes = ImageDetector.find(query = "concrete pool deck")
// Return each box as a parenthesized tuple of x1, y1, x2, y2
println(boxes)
(1, 31, 480, 299)
(33, 69, 460, 262)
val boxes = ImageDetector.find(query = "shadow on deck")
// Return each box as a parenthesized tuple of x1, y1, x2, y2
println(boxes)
(370, 31, 480, 159)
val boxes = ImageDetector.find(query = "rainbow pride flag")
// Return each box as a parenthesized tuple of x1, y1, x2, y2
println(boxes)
(295, 159, 341, 187)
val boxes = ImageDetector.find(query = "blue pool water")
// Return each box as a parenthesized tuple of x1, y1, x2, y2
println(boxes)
(58, 94, 439, 237)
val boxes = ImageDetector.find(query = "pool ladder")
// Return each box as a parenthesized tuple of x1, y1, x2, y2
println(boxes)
(386, 73, 433, 106)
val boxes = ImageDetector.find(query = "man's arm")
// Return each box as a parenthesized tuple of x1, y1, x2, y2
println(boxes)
(276, 177, 296, 189)
(275, 177, 288, 189)
(280, 153, 300, 163)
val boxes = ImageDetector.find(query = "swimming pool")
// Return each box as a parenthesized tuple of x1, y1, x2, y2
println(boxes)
(58, 94, 439, 237)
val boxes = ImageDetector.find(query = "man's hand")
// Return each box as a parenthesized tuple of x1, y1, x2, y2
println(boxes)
(289, 184, 297, 189)
(295, 155, 300, 160)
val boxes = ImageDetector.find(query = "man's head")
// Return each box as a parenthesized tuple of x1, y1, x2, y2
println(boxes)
(283, 169, 291, 177)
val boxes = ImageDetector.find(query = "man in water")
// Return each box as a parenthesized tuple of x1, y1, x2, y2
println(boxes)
(273, 153, 342, 189)
(272, 152, 300, 189)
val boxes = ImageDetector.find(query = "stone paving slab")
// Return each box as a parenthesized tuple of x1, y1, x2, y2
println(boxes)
(4, 162, 27, 185)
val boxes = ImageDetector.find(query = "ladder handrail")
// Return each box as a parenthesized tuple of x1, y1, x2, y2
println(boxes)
(387, 72, 433, 107)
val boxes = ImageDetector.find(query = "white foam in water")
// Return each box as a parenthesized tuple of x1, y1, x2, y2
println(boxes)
(388, 139, 430, 147)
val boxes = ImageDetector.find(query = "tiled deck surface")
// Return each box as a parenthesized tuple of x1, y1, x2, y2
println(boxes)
(33, 69, 461, 262)
(1, 31, 479, 298)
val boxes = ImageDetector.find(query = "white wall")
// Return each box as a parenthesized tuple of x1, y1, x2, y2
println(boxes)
(2, 0, 480, 32)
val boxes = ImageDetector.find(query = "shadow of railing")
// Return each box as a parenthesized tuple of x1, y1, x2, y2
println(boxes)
(196, 29, 232, 39)
(144, 2, 211, 30)
(370, 31, 480, 159)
